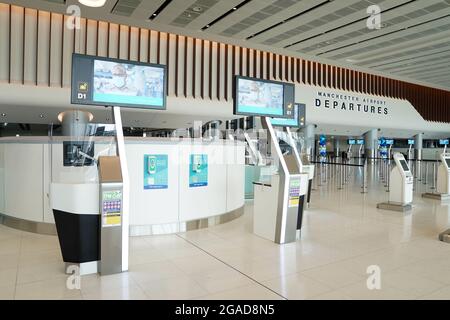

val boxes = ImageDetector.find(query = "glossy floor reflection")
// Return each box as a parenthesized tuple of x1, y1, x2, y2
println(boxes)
(2, 164, 450, 299)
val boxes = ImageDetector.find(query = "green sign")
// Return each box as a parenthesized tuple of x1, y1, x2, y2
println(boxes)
(144, 154, 168, 189)
(189, 154, 208, 188)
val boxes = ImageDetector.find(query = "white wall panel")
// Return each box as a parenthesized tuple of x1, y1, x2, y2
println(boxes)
(194, 38, 201, 98)
(139, 28, 148, 62)
(37, 11, 50, 85)
(97, 21, 108, 57)
(108, 23, 119, 59)
(129, 27, 139, 61)
(167, 33, 176, 96)
(149, 30, 158, 64)
(210, 42, 218, 100)
(23, 8, 37, 85)
(50, 13, 63, 86)
(4, 144, 43, 222)
(9, 6, 24, 83)
(176, 35, 185, 97)
(185, 37, 193, 98)
(119, 25, 129, 60)
(0, 4, 9, 82)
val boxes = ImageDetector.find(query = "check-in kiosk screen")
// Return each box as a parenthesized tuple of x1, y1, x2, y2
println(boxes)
(445, 159, 450, 168)
(234, 76, 289, 117)
(71, 53, 166, 109)
(399, 160, 410, 172)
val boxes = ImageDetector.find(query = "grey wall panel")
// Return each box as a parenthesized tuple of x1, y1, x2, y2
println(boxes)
(0, 3, 9, 82)
(23, 8, 37, 85)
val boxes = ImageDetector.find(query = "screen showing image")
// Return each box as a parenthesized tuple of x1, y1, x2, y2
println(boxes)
(93, 60, 165, 107)
(399, 160, 410, 172)
(440, 139, 449, 145)
(348, 139, 356, 145)
(408, 139, 415, 145)
(357, 139, 365, 145)
(445, 159, 450, 168)
(235, 77, 285, 117)
(270, 103, 305, 128)
(71, 54, 166, 110)
(385, 139, 394, 145)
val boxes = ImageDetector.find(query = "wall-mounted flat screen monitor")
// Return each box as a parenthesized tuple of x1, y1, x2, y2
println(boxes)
(234, 76, 293, 118)
(348, 139, 356, 145)
(408, 139, 415, 145)
(356, 139, 365, 145)
(445, 159, 450, 168)
(399, 159, 410, 172)
(385, 139, 394, 145)
(270, 103, 306, 128)
(71, 53, 166, 109)
(440, 139, 449, 145)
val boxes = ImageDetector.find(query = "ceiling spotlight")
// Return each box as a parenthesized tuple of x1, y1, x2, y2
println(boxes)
(205, 24, 210, 28)
(233, 7, 237, 10)
(39, 114, 44, 118)
(1, 113, 5, 117)
(78, 0, 107, 8)
(192, 6, 203, 12)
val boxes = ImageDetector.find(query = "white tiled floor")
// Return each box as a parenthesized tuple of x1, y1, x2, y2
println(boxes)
(2, 164, 450, 299)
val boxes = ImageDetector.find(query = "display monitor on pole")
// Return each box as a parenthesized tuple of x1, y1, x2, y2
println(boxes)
(71, 53, 167, 110)
(233, 76, 294, 118)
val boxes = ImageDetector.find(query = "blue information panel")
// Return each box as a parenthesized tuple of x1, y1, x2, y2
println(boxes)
(408, 139, 415, 145)
(189, 154, 208, 188)
(348, 139, 356, 145)
(144, 154, 168, 189)
(440, 139, 449, 145)
(385, 139, 394, 145)
(356, 139, 365, 145)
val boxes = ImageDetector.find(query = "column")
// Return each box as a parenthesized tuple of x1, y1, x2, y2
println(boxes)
(301, 124, 315, 160)
(58, 110, 93, 137)
(414, 133, 423, 180)
(364, 129, 378, 159)
(333, 138, 340, 158)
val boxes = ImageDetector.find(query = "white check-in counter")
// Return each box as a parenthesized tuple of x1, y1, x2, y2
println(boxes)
(0, 137, 245, 236)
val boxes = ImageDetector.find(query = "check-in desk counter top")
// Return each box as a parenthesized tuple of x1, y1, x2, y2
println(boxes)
(0, 137, 245, 235)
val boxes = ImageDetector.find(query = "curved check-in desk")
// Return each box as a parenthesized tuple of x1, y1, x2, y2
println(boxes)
(0, 137, 245, 236)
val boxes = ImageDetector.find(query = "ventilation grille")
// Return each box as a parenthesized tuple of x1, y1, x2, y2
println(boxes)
(170, 0, 220, 27)
(111, 0, 143, 17)
(298, 1, 450, 54)
(221, 0, 298, 36)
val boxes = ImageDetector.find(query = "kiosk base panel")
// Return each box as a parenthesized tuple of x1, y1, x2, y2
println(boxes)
(376, 202, 412, 212)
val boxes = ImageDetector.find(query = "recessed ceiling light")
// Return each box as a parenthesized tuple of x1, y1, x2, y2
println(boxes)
(39, 114, 44, 118)
(192, 6, 203, 12)
(1, 113, 5, 117)
(233, 7, 237, 10)
(152, 13, 157, 16)
(78, 0, 106, 8)
(16, 134, 19, 137)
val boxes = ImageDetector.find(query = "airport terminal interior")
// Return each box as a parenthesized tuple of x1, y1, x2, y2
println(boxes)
(2, 0, 450, 301)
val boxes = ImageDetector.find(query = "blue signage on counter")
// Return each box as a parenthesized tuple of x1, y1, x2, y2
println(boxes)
(440, 139, 449, 145)
(144, 154, 168, 189)
(189, 154, 208, 187)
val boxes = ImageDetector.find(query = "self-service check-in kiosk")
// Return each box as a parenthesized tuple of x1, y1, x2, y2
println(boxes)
(52, 155, 124, 275)
(377, 152, 413, 212)
(253, 117, 308, 244)
(98, 156, 123, 275)
(422, 153, 450, 201)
